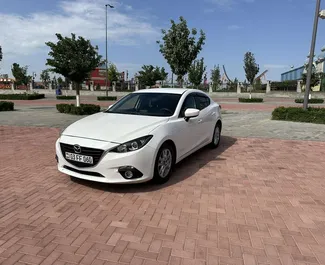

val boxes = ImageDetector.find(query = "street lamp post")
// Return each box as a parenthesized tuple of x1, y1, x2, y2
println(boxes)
(105, 4, 114, 96)
(303, 0, 322, 110)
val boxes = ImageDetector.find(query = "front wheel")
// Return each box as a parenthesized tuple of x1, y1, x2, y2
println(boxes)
(210, 123, 221, 148)
(153, 143, 174, 184)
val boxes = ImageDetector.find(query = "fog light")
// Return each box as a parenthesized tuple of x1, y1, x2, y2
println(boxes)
(124, 171, 133, 179)
(118, 166, 143, 179)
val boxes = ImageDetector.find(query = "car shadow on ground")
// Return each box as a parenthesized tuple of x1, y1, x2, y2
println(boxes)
(71, 135, 237, 193)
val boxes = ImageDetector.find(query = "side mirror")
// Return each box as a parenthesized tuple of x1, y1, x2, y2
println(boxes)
(184, 108, 199, 121)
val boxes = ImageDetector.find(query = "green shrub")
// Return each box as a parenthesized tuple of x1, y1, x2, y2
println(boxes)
(294, 98, 324, 104)
(97, 96, 117, 101)
(56, 95, 76, 100)
(56, 103, 101, 115)
(0, 93, 45, 100)
(0, 101, 14, 111)
(272, 106, 325, 124)
(238, 97, 264, 103)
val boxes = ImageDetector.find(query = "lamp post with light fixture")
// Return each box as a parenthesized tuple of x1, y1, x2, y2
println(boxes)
(105, 4, 114, 95)
(303, 0, 325, 109)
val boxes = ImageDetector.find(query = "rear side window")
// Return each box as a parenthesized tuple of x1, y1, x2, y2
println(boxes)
(194, 95, 210, 110)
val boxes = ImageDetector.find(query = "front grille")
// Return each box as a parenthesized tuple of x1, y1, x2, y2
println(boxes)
(60, 143, 104, 168)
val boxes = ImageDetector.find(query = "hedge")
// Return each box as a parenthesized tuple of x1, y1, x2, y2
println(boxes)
(294, 98, 324, 104)
(0, 93, 45, 100)
(238, 98, 264, 103)
(56, 103, 101, 115)
(56, 95, 76, 100)
(0, 101, 14, 111)
(272, 106, 325, 124)
(97, 96, 117, 101)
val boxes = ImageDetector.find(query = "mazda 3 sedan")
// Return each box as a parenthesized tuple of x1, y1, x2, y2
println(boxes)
(55, 88, 222, 184)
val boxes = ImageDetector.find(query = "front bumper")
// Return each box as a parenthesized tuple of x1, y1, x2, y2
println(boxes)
(55, 136, 156, 184)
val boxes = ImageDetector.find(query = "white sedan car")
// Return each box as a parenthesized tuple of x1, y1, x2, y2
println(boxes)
(55, 88, 222, 184)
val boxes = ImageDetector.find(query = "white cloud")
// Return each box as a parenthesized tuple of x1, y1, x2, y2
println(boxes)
(0, 0, 159, 57)
(264, 64, 289, 69)
(228, 25, 242, 30)
(204, 0, 255, 10)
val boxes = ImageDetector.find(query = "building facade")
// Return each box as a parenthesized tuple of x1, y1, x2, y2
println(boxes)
(281, 66, 304, 81)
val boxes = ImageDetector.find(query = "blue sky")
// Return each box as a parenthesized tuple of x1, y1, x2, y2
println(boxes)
(0, 0, 324, 82)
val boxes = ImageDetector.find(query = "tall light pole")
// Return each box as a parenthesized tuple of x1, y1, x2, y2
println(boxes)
(105, 4, 114, 96)
(303, 0, 323, 110)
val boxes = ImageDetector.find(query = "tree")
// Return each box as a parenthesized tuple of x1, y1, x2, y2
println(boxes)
(57, 76, 64, 87)
(11, 63, 31, 88)
(243, 51, 259, 98)
(301, 64, 325, 91)
(52, 76, 58, 89)
(45, 33, 102, 106)
(211, 65, 221, 91)
(107, 62, 119, 91)
(137, 65, 168, 87)
(157, 67, 168, 86)
(188, 58, 206, 88)
(40, 69, 51, 88)
(157, 16, 206, 87)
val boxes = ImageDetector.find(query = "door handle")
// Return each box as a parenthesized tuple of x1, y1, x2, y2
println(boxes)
(198, 119, 203, 123)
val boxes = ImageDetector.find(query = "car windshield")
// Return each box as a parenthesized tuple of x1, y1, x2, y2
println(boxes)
(105, 92, 181, 117)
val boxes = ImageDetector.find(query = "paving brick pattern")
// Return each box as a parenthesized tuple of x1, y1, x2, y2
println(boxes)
(1, 126, 325, 264)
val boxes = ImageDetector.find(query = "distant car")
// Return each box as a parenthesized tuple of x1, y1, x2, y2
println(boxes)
(55, 88, 222, 184)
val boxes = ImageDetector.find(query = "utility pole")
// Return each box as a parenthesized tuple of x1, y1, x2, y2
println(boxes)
(303, 0, 321, 110)
(105, 4, 114, 96)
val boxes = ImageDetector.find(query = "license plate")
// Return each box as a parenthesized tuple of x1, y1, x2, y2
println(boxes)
(65, 152, 93, 164)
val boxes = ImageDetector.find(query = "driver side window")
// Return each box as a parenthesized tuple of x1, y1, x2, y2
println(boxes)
(179, 95, 196, 117)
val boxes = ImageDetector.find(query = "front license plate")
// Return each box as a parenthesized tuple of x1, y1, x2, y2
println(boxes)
(65, 152, 93, 164)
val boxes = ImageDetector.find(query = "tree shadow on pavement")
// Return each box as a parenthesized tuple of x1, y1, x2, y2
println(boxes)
(72, 135, 237, 193)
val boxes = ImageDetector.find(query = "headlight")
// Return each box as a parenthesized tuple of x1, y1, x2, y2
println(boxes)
(110, 135, 153, 153)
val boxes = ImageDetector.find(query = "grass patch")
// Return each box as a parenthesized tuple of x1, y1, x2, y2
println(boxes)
(0, 93, 45, 100)
(238, 97, 263, 103)
(56, 95, 76, 100)
(272, 106, 325, 124)
(97, 96, 117, 101)
(56, 103, 101, 115)
(0, 101, 14, 111)
(294, 98, 324, 104)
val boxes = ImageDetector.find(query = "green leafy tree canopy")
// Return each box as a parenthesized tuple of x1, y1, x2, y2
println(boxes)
(11, 63, 31, 86)
(211, 65, 221, 91)
(301, 64, 325, 89)
(107, 62, 119, 83)
(188, 57, 206, 88)
(137, 65, 168, 87)
(57, 76, 64, 86)
(157, 16, 206, 86)
(40, 69, 51, 88)
(45, 33, 102, 105)
(243, 51, 259, 86)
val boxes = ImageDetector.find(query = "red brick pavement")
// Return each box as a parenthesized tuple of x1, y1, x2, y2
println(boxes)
(1, 126, 325, 265)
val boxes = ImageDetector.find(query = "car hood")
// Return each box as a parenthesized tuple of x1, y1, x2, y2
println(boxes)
(62, 112, 169, 143)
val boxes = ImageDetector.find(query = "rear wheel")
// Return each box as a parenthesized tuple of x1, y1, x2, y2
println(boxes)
(210, 122, 221, 148)
(153, 143, 174, 184)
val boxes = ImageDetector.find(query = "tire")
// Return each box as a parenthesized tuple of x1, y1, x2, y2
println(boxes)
(210, 122, 221, 149)
(153, 143, 175, 184)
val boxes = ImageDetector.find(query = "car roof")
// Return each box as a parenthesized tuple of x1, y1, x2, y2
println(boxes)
(133, 88, 206, 95)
